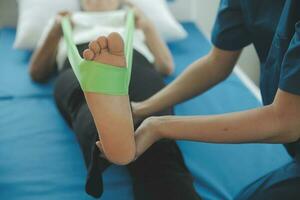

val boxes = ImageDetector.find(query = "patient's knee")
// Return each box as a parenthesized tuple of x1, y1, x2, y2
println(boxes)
(107, 154, 135, 165)
(104, 148, 136, 166)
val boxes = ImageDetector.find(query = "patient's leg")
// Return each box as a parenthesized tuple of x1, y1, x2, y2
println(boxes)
(82, 33, 135, 165)
(53, 67, 110, 198)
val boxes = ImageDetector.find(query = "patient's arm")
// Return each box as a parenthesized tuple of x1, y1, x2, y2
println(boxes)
(82, 33, 135, 165)
(29, 12, 70, 82)
(143, 21, 174, 75)
(128, 3, 174, 75)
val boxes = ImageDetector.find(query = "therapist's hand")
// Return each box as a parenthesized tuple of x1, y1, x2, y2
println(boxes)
(131, 101, 146, 125)
(134, 116, 163, 159)
(131, 101, 157, 127)
(97, 115, 163, 160)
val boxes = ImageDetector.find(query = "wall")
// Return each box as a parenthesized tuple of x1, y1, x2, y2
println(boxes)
(0, 0, 18, 27)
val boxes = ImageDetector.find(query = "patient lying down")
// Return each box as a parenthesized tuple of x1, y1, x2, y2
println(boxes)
(29, 0, 174, 165)
(27, 1, 203, 199)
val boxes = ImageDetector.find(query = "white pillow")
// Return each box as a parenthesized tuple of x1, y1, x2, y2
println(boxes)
(129, 0, 187, 41)
(15, 0, 186, 50)
(14, 0, 80, 50)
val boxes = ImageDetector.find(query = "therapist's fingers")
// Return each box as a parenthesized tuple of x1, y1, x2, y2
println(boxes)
(134, 125, 150, 159)
(130, 102, 143, 126)
(131, 102, 143, 117)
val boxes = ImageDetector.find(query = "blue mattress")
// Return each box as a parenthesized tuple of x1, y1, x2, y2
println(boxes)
(0, 23, 292, 200)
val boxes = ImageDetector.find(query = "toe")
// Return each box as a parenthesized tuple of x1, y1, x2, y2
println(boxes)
(89, 40, 100, 54)
(97, 36, 108, 50)
(107, 32, 124, 56)
(83, 49, 95, 60)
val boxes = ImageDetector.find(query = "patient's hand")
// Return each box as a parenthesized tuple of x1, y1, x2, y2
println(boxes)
(124, 1, 152, 31)
(55, 11, 73, 30)
(82, 33, 136, 165)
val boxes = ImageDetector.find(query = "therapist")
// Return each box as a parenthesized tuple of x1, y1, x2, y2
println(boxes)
(130, 0, 300, 199)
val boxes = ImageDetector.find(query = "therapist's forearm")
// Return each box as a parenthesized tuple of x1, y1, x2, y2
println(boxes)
(135, 90, 300, 158)
(137, 49, 241, 117)
(156, 105, 291, 144)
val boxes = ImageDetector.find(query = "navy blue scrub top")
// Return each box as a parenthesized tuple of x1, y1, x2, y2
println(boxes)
(211, 0, 300, 157)
(211, 0, 300, 106)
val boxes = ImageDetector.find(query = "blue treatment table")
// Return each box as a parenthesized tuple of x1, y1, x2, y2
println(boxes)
(0, 23, 292, 200)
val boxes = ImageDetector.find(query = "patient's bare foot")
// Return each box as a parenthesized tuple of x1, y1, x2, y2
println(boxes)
(83, 32, 126, 67)
(82, 32, 135, 165)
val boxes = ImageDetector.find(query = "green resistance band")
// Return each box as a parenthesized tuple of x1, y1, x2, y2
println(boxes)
(61, 10, 135, 95)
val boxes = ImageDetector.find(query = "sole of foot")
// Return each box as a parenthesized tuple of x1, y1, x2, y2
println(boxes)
(82, 32, 135, 165)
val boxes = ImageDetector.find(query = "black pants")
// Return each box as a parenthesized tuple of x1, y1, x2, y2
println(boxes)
(54, 48, 201, 200)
